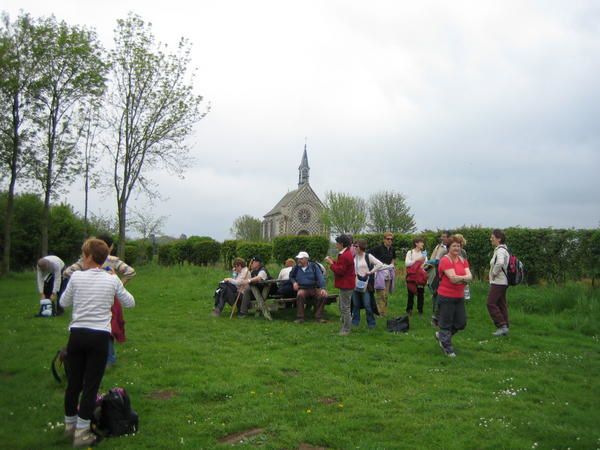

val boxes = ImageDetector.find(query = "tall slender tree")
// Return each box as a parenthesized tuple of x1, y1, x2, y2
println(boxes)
(29, 16, 107, 256)
(79, 99, 102, 237)
(0, 13, 41, 274)
(107, 13, 208, 258)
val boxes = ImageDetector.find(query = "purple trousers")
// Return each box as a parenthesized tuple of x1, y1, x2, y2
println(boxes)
(487, 284, 509, 328)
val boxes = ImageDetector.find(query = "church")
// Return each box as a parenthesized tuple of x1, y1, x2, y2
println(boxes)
(261, 146, 325, 240)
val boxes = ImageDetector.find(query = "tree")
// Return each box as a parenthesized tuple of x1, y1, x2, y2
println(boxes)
(321, 191, 367, 236)
(107, 13, 208, 258)
(230, 215, 262, 241)
(29, 16, 107, 256)
(128, 207, 167, 241)
(80, 99, 102, 237)
(367, 190, 416, 233)
(0, 13, 40, 274)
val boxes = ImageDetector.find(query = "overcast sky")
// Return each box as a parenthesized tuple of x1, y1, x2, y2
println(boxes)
(3, 0, 600, 240)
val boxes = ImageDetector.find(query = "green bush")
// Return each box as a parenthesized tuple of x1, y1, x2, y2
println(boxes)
(124, 240, 153, 266)
(272, 235, 329, 263)
(221, 240, 238, 268)
(236, 241, 273, 264)
(158, 242, 181, 266)
(0, 193, 90, 270)
(189, 239, 221, 266)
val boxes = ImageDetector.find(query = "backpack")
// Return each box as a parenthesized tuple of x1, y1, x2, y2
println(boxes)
(501, 248, 526, 286)
(94, 388, 139, 437)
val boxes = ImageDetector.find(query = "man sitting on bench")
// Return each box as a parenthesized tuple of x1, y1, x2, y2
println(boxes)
(289, 251, 328, 324)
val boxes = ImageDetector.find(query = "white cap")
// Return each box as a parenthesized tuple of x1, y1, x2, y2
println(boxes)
(295, 251, 309, 259)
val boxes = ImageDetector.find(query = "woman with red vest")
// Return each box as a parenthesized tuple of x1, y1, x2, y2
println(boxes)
(435, 234, 472, 357)
(325, 234, 356, 336)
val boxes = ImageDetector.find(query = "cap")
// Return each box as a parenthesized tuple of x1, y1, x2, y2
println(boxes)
(295, 251, 309, 259)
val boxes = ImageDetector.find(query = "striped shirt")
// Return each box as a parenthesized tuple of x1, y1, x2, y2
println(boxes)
(60, 268, 135, 333)
(64, 255, 136, 282)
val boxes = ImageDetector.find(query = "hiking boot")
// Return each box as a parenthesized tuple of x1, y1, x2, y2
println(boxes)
(210, 309, 221, 317)
(64, 423, 76, 438)
(73, 428, 96, 448)
(431, 316, 439, 328)
(339, 330, 350, 336)
(492, 326, 509, 336)
(237, 313, 247, 319)
(446, 351, 457, 358)
(294, 318, 305, 324)
(317, 319, 328, 324)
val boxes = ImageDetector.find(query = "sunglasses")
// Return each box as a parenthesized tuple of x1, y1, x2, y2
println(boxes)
(385, 238, 393, 241)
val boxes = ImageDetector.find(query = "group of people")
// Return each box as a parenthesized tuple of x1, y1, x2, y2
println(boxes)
(35, 235, 136, 447)
(212, 229, 514, 354)
(32, 228, 514, 447)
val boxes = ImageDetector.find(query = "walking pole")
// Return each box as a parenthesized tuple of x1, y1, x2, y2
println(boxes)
(230, 291, 242, 319)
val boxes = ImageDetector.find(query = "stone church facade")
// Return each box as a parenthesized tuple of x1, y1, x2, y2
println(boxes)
(262, 146, 325, 240)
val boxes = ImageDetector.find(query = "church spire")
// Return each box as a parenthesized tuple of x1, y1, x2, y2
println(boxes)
(298, 141, 310, 187)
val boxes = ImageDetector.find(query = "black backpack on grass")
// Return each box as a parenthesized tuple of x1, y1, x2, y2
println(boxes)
(94, 388, 139, 437)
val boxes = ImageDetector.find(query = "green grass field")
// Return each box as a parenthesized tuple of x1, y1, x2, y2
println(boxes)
(1, 265, 599, 449)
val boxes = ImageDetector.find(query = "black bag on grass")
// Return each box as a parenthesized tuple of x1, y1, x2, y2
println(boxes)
(94, 388, 139, 437)
(387, 315, 410, 333)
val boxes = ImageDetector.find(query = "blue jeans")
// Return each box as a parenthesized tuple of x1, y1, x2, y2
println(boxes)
(352, 290, 376, 328)
(107, 337, 116, 365)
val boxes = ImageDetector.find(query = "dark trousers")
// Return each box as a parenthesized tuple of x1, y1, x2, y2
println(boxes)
(487, 284, 509, 328)
(437, 295, 467, 351)
(43, 273, 66, 315)
(214, 282, 238, 312)
(406, 286, 425, 313)
(64, 328, 110, 420)
(296, 288, 326, 319)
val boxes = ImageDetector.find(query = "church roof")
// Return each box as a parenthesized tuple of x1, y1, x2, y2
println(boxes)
(264, 189, 298, 217)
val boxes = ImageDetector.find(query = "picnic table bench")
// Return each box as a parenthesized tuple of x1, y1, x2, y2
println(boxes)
(231, 279, 338, 320)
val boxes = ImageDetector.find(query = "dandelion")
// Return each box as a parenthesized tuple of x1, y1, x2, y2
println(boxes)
(306, 409, 312, 414)
(337, 403, 344, 408)
(250, 391, 256, 395)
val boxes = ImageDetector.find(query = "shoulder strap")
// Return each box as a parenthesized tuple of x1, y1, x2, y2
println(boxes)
(365, 252, 374, 271)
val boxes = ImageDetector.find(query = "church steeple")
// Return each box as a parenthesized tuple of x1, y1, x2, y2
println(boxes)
(298, 142, 310, 187)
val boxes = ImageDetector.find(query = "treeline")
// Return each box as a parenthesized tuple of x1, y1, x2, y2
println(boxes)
(3, 193, 598, 283)
(0, 11, 206, 272)
(157, 229, 600, 285)
(0, 192, 153, 270)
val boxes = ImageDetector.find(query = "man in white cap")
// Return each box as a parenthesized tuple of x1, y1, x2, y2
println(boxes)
(289, 251, 328, 323)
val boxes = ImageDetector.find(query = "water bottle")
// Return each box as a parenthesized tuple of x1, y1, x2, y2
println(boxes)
(423, 250, 428, 259)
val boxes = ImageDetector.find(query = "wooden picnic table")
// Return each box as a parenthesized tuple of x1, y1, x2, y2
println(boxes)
(233, 279, 338, 321)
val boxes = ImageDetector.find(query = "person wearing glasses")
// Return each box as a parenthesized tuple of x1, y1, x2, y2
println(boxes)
(368, 232, 396, 317)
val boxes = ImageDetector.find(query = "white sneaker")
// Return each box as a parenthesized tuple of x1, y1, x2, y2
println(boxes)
(492, 326, 509, 336)
(64, 423, 76, 438)
(73, 428, 96, 448)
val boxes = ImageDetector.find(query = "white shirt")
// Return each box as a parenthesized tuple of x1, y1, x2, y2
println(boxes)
(405, 249, 426, 268)
(36, 255, 65, 294)
(60, 268, 135, 333)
